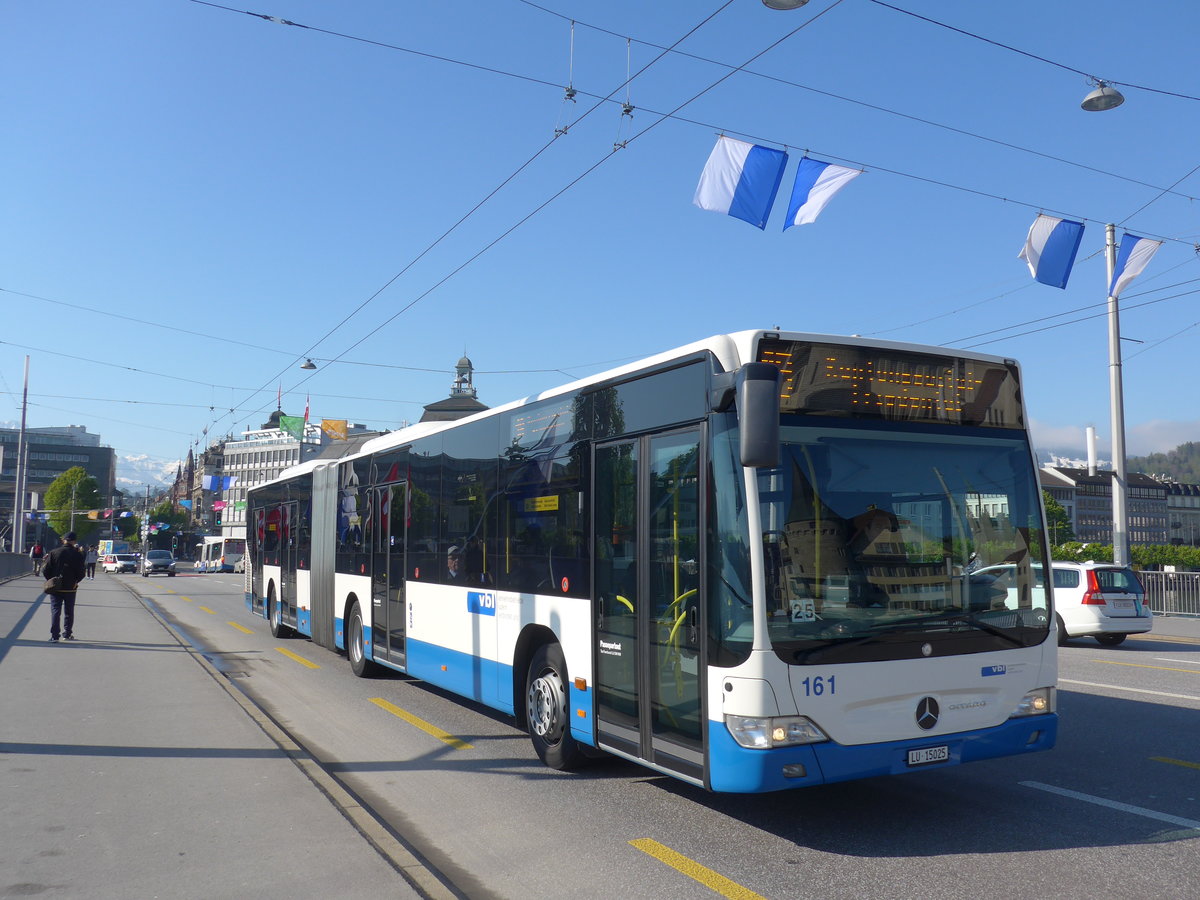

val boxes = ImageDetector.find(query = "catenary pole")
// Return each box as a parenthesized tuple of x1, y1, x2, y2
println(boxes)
(1106, 223, 1130, 567)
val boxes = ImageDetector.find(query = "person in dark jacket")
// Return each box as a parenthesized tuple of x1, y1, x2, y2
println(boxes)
(42, 532, 87, 642)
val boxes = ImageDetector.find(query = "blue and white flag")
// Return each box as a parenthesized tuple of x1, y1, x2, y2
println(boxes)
(783, 158, 862, 229)
(1018, 214, 1085, 289)
(201, 474, 217, 491)
(221, 476, 238, 491)
(693, 136, 788, 230)
(1109, 233, 1162, 298)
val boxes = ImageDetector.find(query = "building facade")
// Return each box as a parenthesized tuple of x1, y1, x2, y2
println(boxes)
(0, 425, 117, 550)
(1040, 465, 1170, 546)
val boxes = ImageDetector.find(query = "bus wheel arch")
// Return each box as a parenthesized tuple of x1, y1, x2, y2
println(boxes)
(524, 639, 585, 770)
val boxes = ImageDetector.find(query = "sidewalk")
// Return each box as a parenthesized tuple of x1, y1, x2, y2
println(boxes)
(0, 573, 433, 900)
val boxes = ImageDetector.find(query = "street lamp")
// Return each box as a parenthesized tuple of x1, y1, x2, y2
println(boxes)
(1081, 80, 1125, 112)
(300, 358, 317, 370)
(762, 0, 809, 8)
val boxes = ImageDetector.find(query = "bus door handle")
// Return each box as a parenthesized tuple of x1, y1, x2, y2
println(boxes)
(688, 607, 698, 645)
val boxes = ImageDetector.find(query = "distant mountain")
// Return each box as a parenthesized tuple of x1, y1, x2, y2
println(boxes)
(1128, 442, 1200, 483)
(116, 454, 180, 493)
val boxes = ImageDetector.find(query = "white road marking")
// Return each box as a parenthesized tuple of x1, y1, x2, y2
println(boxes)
(1059, 678, 1200, 702)
(1154, 657, 1200, 667)
(1022, 781, 1200, 831)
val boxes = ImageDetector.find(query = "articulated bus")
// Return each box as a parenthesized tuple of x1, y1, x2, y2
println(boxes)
(245, 330, 1057, 793)
(196, 536, 245, 573)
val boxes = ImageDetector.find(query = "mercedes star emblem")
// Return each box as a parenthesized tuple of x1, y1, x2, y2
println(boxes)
(915, 696, 940, 730)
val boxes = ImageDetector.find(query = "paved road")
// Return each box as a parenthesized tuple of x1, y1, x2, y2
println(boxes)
(0, 572, 450, 900)
(7, 568, 1200, 899)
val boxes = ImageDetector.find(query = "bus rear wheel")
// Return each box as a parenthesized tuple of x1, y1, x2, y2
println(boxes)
(526, 643, 584, 770)
(268, 588, 293, 639)
(347, 602, 378, 678)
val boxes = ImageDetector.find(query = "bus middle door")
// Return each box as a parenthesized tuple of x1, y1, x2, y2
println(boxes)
(280, 501, 298, 626)
(371, 483, 408, 666)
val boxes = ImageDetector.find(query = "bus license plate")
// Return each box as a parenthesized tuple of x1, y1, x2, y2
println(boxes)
(907, 745, 949, 767)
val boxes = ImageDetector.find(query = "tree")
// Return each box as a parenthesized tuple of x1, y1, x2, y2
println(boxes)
(43, 467, 103, 542)
(1042, 491, 1075, 545)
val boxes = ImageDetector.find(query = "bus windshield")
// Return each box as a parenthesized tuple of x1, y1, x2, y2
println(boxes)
(758, 420, 1050, 664)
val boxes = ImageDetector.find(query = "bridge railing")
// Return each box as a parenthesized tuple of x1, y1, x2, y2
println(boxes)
(1138, 571, 1200, 617)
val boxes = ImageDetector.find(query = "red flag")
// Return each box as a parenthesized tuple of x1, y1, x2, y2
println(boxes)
(277, 382, 282, 409)
(304, 394, 310, 424)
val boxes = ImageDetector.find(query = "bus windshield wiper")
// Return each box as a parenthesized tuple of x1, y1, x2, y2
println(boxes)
(794, 610, 1026, 660)
(868, 610, 1027, 645)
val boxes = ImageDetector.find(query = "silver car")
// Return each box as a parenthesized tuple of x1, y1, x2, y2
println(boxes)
(142, 549, 177, 577)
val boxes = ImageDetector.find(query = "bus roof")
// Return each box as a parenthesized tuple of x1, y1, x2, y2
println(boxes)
(255, 328, 1017, 489)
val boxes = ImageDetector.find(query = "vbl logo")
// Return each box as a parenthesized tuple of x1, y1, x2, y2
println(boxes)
(981, 665, 1007, 677)
(467, 591, 497, 616)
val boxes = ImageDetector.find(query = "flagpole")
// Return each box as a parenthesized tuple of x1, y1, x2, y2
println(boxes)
(1105, 223, 1130, 567)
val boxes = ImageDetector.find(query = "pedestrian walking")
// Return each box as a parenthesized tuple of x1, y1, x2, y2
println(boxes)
(84, 545, 99, 579)
(42, 532, 86, 642)
(30, 542, 45, 575)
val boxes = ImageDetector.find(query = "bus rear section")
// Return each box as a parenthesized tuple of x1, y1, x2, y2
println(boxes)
(198, 536, 245, 573)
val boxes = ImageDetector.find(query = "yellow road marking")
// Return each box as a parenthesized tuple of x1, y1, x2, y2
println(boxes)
(369, 697, 473, 750)
(166, 589, 176, 594)
(1152, 756, 1200, 771)
(198, 606, 216, 615)
(629, 839, 766, 900)
(228, 621, 254, 634)
(180, 596, 193, 602)
(275, 646, 320, 669)
(1094, 660, 1200, 676)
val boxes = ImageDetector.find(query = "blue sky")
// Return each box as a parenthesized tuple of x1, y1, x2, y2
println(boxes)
(4, 0, 1199, 469)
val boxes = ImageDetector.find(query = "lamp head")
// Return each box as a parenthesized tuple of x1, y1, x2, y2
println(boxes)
(762, 0, 809, 8)
(300, 358, 317, 370)
(1081, 82, 1125, 112)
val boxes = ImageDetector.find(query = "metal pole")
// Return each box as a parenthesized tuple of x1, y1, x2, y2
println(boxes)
(1106, 223, 1130, 567)
(13, 356, 30, 553)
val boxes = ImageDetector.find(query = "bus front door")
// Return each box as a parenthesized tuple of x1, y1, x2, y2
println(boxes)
(594, 429, 704, 782)
(371, 483, 407, 666)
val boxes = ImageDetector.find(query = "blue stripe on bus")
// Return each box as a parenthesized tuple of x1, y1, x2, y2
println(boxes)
(706, 714, 1058, 793)
(296, 608, 312, 637)
(406, 638, 516, 715)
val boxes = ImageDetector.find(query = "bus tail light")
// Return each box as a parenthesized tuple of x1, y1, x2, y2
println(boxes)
(726, 714, 828, 749)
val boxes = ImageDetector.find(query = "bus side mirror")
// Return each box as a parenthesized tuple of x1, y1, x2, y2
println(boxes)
(737, 363, 780, 468)
(711, 365, 781, 468)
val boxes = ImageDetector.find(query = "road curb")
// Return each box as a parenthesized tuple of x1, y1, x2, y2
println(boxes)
(120, 581, 461, 900)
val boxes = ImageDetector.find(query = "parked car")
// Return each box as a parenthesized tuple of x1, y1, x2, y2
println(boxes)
(1052, 561, 1152, 646)
(102, 553, 138, 574)
(142, 549, 177, 577)
(233, 556, 245, 573)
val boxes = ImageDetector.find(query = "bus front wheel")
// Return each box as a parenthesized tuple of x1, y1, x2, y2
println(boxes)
(526, 643, 584, 770)
(347, 602, 378, 678)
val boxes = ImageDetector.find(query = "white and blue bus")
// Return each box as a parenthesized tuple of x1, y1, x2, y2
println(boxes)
(246, 330, 1057, 792)
(196, 536, 245, 573)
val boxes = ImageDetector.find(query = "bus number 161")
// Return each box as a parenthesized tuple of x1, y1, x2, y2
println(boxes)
(800, 675, 835, 697)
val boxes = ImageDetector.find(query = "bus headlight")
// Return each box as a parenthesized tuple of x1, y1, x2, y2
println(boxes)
(726, 715, 828, 749)
(1009, 687, 1055, 718)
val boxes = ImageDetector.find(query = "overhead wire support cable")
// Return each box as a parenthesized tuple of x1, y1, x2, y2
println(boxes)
(196, 0, 741, 435)
(863, 0, 1200, 103)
